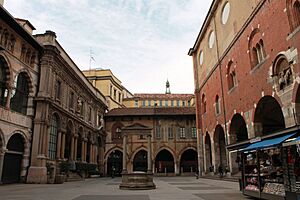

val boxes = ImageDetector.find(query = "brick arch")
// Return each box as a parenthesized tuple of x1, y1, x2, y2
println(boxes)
(213, 124, 227, 167)
(0, 53, 12, 84)
(130, 146, 148, 162)
(154, 146, 176, 162)
(228, 113, 248, 144)
(13, 69, 34, 95)
(104, 146, 123, 162)
(177, 146, 197, 162)
(8, 130, 30, 154)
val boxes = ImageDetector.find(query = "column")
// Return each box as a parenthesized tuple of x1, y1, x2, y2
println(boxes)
(122, 134, 127, 173)
(60, 132, 65, 158)
(147, 134, 152, 173)
(83, 140, 87, 162)
(74, 137, 78, 161)
(70, 136, 75, 160)
(81, 140, 85, 162)
(0, 150, 5, 183)
(56, 131, 62, 159)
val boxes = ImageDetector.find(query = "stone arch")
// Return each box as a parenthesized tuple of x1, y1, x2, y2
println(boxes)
(12, 69, 34, 95)
(229, 113, 248, 144)
(179, 147, 198, 173)
(76, 126, 84, 161)
(106, 149, 123, 176)
(2, 132, 26, 183)
(293, 83, 300, 124)
(204, 132, 213, 172)
(272, 54, 293, 90)
(254, 96, 285, 136)
(0, 53, 12, 83)
(213, 125, 227, 168)
(64, 120, 74, 159)
(132, 149, 147, 172)
(155, 148, 175, 173)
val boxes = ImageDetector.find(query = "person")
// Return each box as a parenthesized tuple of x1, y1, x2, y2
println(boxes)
(111, 166, 115, 178)
(218, 164, 223, 177)
(195, 169, 199, 179)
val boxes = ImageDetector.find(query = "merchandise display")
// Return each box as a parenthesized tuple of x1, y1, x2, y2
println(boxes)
(262, 183, 285, 196)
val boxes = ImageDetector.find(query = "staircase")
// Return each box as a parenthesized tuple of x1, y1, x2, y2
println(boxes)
(67, 172, 84, 182)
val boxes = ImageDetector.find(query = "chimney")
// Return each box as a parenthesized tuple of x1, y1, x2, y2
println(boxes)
(0, 0, 4, 6)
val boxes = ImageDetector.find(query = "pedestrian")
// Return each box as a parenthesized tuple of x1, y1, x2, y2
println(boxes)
(111, 166, 115, 178)
(218, 164, 223, 178)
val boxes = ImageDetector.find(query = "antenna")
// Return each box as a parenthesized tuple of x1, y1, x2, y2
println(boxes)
(89, 48, 95, 70)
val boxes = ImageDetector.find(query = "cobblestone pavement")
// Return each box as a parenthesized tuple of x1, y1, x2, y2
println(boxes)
(0, 177, 254, 200)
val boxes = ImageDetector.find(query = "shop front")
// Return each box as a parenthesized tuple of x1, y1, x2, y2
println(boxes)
(240, 133, 299, 200)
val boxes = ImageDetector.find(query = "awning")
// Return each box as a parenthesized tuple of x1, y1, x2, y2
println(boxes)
(241, 132, 297, 152)
(283, 136, 300, 147)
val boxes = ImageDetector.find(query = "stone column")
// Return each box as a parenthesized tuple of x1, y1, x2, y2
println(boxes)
(56, 130, 62, 159)
(74, 137, 78, 161)
(70, 136, 75, 160)
(0, 149, 5, 183)
(83, 140, 87, 162)
(81, 140, 85, 162)
(147, 134, 152, 173)
(122, 135, 127, 173)
(61, 132, 65, 158)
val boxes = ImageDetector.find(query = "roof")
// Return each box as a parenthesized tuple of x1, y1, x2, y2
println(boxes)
(105, 107, 196, 117)
(0, 5, 43, 51)
(128, 93, 194, 100)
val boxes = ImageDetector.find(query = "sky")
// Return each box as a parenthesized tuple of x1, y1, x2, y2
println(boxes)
(4, 0, 212, 94)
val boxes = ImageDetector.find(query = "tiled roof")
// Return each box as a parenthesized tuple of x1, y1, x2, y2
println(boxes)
(127, 93, 194, 100)
(105, 107, 195, 117)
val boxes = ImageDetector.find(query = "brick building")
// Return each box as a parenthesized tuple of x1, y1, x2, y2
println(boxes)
(189, 0, 300, 174)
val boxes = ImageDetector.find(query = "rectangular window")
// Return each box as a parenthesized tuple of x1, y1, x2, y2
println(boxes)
(191, 127, 197, 139)
(156, 126, 161, 139)
(177, 100, 180, 106)
(171, 100, 174, 107)
(69, 91, 74, 110)
(168, 127, 173, 139)
(148, 100, 151, 107)
(142, 100, 146, 107)
(113, 89, 117, 100)
(216, 100, 220, 115)
(180, 127, 186, 139)
(182, 101, 185, 106)
(134, 100, 138, 107)
(88, 107, 92, 121)
(118, 93, 121, 102)
(110, 85, 112, 96)
(165, 100, 168, 107)
(188, 101, 191, 106)
(159, 100, 162, 107)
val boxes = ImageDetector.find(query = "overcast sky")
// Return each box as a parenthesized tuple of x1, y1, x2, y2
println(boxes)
(5, 0, 211, 94)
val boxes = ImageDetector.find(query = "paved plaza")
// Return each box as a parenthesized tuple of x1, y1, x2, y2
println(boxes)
(0, 176, 254, 200)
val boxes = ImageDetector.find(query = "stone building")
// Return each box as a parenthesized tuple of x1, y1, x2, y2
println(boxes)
(26, 31, 107, 183)
(104, 105, 197, 176)
(0, 5, 42, 183)
(188, 0, 300, 174)
(83, 69, 133, 110)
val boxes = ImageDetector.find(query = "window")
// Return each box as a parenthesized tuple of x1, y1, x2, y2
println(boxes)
(118, 93, 121, 102)
(113, 89, 117, 100)
(159, 100, 162, 107)
(171, 100, 174, 107)
(156, 126, 161, 139)
(48, 115, 58, 160)
(273, 56, 293, 90)
(110, 85, 112, 96)
(248, 29, 266, 68)
(208, 31, 215, 48)
(165, 100, 168, 107)
(182, 101, 185, 106)
(199, 50, 204, 66)
(139, 135, 145, 140)
(287, 0, 300, 31)
(88, 107, 92, 121)
(191, 127, 197, 139)
(69, 91, 74, 110)
(148, 100, 151, 107)
(202, 94, 206, 114)
(215, 95, 221, 115)
(227, 61, 237, 90)
(168, 127, 173, 139)
(142, 100, 146, 107)
(221, 2, 230, 25)
(180, 127, 186, 139)
(134, 100, 138, 107)
(55, 80, 61, 100)
(10, 72, 29, 115)
(0, 58, 8, 107)
(188, 100, 191, 106)
(177, 100, 180, 107)
(115, 127, 122, 139)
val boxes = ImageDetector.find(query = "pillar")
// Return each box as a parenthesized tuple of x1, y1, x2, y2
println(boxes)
(0, 150, 5, 183)
(74, 137, 78, 161)
(56, 131, 62, 159)
(122, 135, 127, 173)
(60, 132, 65, 158)
(81, 140, 85, 162)
(147, 134, 152, 173)
(70, 136, 75, 160)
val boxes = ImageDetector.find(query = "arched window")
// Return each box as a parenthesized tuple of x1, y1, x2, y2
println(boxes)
(273, 55, 293, 90)
(248, 29, 266, 68)
(48, 115, 58, 160)
(202, 93, 206, 114)
(10, 72, 29, 115)
(287, 0, 300, 31)
(215, 95, 221, 115)
(0, 58, 8, 107)
(227, 61, 237, 90)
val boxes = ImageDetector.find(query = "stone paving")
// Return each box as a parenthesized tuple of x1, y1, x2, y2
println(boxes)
(0, 176, 255, 200)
